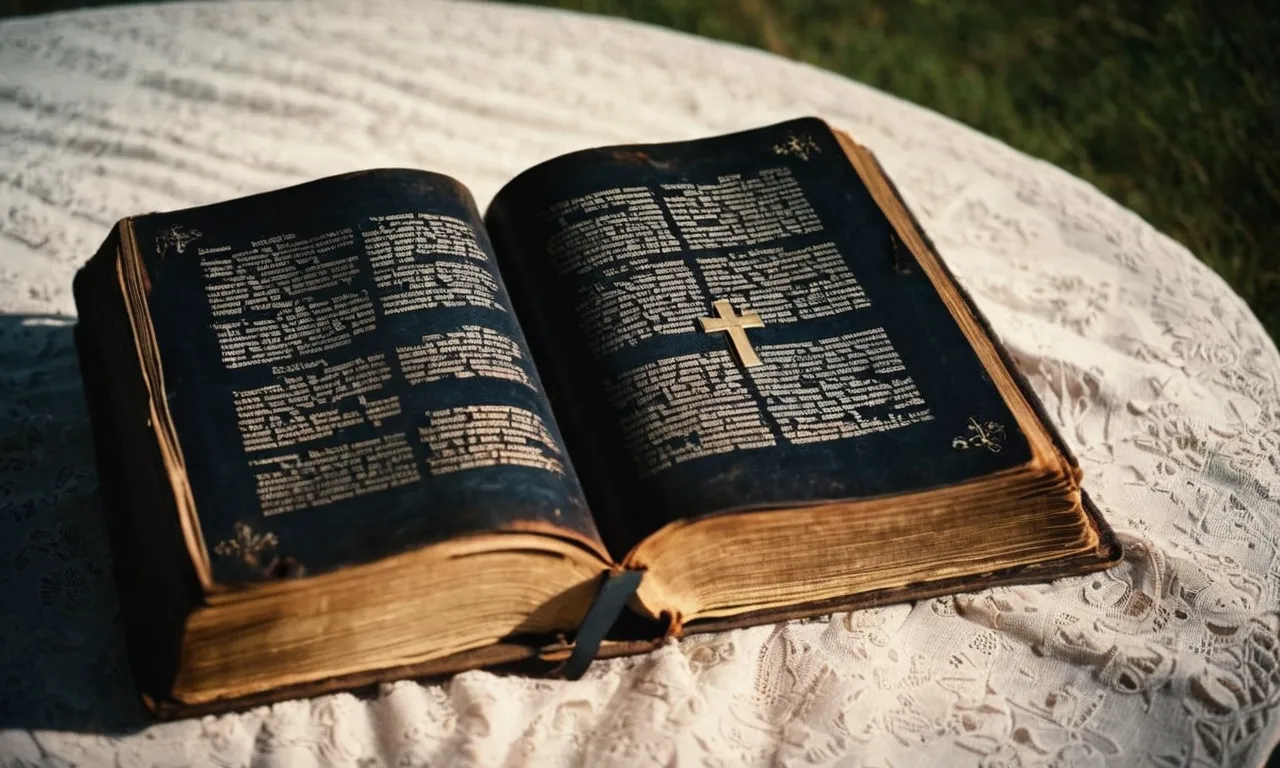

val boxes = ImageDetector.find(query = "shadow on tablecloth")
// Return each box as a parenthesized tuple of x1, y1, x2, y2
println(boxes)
(0, 313, 150, 733)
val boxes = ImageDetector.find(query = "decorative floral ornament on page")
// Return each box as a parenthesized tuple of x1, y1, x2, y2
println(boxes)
(154, 225, 202, 258)
(952, 416, 1007, 453)
(772, 132, 821, 160)
(214, 521, 278, 569)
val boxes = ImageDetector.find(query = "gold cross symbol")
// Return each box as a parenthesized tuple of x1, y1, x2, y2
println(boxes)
(699, 299, 765, 368)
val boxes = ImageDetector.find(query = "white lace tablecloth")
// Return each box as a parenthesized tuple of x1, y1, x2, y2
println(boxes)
(1, 1, 1277, 765)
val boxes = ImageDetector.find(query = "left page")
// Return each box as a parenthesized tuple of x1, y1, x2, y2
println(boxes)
(126, 170, 604, 587)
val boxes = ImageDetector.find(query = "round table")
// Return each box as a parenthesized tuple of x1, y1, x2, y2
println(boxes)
(2, 2, 1277, 765)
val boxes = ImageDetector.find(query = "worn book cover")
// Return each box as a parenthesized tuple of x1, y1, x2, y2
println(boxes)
(72, 117, 1120, 716)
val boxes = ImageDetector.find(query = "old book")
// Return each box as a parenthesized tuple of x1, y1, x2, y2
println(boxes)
(73, 117, 1120, 717)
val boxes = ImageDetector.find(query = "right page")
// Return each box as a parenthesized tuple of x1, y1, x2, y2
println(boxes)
(485, 117, 1042, 558)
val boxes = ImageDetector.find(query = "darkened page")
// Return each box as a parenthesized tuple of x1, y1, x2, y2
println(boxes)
(486, 118, 1031, 554)
(129, 170, 599, 586)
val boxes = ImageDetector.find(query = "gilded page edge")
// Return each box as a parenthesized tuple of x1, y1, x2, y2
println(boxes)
(826, 125, 1075, 486)
(115, 219, 216, 591)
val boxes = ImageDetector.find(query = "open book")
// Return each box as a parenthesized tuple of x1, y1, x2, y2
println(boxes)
(73, 117, 1120, 716)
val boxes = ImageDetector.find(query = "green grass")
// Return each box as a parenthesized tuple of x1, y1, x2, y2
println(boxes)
(515, 0, 1279, 342)
(4, 0, 1276, 342)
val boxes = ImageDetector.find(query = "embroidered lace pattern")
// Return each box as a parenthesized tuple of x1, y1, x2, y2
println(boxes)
(0, 2, 1276, 765)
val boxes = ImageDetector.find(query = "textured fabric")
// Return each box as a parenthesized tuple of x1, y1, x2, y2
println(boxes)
(1, 1, 1277, 765)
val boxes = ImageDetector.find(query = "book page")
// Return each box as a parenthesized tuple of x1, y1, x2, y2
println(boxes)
(486, 119, 1031, 554)
(131, 171, 602, 584)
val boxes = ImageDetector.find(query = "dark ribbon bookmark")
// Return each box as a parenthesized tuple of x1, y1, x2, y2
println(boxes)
(559, 569, 644, 681)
